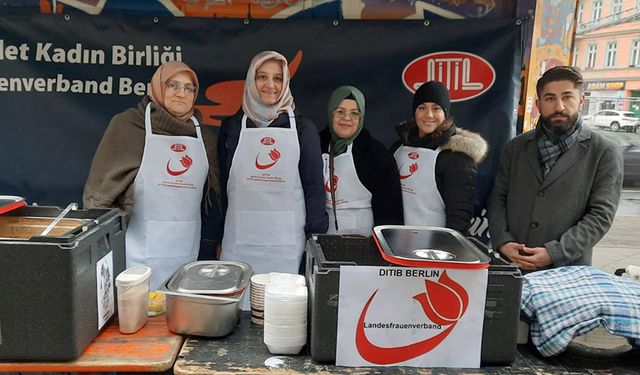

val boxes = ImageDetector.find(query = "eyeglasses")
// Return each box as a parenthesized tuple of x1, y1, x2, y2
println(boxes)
(333, 109, 362, 120)
(166, 80, 197, 94)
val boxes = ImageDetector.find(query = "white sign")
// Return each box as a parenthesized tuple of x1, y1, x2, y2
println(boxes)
(336, 266, 488, 368)
(96, 251, 115, 330)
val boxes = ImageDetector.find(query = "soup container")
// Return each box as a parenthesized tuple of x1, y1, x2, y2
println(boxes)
(158, 261, 252, 337)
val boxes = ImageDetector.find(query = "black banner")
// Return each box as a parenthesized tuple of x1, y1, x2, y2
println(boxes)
(0, 13, 522, 240)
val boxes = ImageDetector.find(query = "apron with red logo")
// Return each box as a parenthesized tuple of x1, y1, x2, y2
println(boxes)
(125, 103, 208, 289)
(221, 109, 306, 310)
(394, 145, 446, 227)
(322, 144, 374, 236)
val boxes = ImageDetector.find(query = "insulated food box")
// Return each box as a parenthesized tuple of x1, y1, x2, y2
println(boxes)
(305, 233, 522, 364)
(0, 205, 125, 360)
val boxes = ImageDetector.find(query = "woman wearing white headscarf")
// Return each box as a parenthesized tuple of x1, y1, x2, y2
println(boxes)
(218, 51, 328, 287)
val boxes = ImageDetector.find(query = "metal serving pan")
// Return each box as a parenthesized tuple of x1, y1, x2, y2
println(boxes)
(158, 261, 253, 337)
(372, 225, 491, 269)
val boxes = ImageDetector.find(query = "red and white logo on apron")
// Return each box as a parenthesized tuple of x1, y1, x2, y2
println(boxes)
(399, 163, 418, 180)
(260, 137, 276, 145)
(170, 143, 187, 152)
(166, 143, 193, 176)
(325, 175, 339, 193)
(255, 148, 281, 170)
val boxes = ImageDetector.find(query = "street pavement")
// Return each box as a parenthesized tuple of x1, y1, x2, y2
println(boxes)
(593, 189, 640, 274)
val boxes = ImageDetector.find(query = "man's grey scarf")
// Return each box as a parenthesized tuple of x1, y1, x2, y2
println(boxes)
(537, 115, 583, 178)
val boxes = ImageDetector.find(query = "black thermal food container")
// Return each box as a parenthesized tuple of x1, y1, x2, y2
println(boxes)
(305, 233, 522, 364)
(0, 205, 125, 360)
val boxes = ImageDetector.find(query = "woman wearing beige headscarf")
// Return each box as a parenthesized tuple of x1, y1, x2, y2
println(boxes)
(218, 52, 327, 303)
(83, 60, 222, 289)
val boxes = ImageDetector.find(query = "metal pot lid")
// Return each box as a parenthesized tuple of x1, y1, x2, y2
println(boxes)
(166, 261, 252, 295)
(373, 225, 491, 269)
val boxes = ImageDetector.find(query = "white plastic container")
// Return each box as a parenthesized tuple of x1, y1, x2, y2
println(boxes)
(115, 266, 151, 334)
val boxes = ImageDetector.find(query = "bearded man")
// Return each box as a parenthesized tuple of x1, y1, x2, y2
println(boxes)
(488, 66, 623, 271)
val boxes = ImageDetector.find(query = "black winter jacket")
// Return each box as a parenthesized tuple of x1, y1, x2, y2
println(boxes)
(392, 121, 488, 233)
(218, 110, 329, 237)
(320, 128, 404, 226)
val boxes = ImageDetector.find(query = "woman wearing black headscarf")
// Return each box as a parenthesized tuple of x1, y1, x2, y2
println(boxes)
(392, 81, 488, 234)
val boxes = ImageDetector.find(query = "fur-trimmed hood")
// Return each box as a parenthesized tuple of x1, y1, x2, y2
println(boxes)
(441, 128, 489, 164)
(396, 120, 488, 165)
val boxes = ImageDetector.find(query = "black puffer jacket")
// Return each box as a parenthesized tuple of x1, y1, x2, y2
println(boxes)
(392, 121, 488, 233)
(320, 128, 404, 226)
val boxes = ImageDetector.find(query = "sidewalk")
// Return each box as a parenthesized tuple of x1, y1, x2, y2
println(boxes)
(592, 190, 640, 273)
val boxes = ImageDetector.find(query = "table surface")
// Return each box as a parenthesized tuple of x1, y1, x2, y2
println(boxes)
(0, 315, 183, 373)
(174, 312, 640, 375)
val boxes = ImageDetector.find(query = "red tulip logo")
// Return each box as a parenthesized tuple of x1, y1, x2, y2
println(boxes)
(180, 155, 193, 168)
(355, 271, 469, 364)
(325, 175, 339, 193)
(166, 154, 193, 176)
(255, 148, 281, 170)
(399, 162, 418, 180)
(269, 148, 281, 161)
(412, 271, 469, 326)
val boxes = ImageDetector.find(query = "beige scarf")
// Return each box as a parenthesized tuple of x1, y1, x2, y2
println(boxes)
(149, 60, 199, 122)
(242, 51, 295, 127)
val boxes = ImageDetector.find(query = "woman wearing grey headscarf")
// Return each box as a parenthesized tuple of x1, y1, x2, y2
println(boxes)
(319, 85, 403, 236)
(218, 51, 327, 294)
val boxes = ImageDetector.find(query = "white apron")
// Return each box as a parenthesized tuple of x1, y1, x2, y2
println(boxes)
(221, 109, 306, 310)
(125, 103, 208, 290)
(394, 145, 446, 226)
(322, 144, 374, 236)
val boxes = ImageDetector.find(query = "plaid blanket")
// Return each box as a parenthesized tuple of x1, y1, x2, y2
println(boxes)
(521, 266, 640, 356)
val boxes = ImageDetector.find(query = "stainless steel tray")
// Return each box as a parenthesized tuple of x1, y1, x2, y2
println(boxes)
(372, 225, 491, 269)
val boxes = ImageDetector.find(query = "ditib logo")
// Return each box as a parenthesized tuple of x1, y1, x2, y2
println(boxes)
(408, 152, 420, 160)
(402, 51, 495, 102)
(170, 143, 187, 152)
(261, 137, 276, 146)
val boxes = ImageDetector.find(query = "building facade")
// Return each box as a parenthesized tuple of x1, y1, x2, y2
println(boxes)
(574, 0, 640, 116)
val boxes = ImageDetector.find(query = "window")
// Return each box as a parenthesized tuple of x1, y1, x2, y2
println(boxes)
(573, 46, 579, 66)
(631, 40, 640, 67)
(587, 43, 597, 68)
(592, 0, 603, 20)
(606, 42, 617, 68)
(613, 0, 623, 19)
(577, 2, 584, 23)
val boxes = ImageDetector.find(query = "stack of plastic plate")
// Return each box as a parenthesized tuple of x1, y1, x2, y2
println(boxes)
(263, 282, 308, 355)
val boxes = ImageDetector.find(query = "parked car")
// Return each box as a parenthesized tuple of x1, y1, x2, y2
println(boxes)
(597, 131, 640, 188)
(583, 110, 640, 133)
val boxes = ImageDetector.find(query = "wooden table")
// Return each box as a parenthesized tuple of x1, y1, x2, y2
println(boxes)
(174, 312, 640, 375)
(0, 315, 183, 373)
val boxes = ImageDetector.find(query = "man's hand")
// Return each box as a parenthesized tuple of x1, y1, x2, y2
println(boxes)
(520, 246, 552, 269)
(499, 242, 553, 270)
